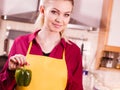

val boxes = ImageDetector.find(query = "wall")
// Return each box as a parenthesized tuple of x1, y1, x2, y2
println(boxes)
(64, 28, 99, 70)
(0, 0, 39, 15)
(107, 0, 120, 46)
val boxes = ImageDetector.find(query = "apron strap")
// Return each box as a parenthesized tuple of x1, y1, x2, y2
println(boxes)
(26, 42, 32, 55)
(62, 50, 65, 60)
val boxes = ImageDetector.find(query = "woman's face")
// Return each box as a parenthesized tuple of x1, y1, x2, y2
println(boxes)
(42, 0, 73, 33)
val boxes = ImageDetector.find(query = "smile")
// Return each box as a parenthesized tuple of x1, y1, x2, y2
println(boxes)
(53, 23, 62, 28)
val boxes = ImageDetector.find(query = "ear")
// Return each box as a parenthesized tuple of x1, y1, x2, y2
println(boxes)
(40, 6, 45, 14)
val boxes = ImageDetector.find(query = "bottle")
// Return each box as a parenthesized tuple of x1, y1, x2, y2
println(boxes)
(83, 70, 94, 90)
(83, 70, 89, 90)
(116, 53, 120, 69)
(106, 60, 113, 68)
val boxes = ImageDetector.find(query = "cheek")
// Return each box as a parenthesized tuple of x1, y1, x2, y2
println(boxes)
(64, 18, 70, 25)
(47, 14, 56, 23)
(44, 15, 53, 25)
(44, 11, 54, 22)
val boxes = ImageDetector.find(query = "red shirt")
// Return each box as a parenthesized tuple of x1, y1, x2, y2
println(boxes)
(0, 30, 83, 90)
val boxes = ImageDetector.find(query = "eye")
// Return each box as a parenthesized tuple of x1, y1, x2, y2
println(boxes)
(64, 14, 70, 17)
(51, 10, 58, 15)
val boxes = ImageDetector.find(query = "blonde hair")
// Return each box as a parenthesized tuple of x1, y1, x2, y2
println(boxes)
(41, 0, 74, 6)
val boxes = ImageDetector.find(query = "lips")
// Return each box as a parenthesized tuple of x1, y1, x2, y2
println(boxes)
(52, 23, 62, 28)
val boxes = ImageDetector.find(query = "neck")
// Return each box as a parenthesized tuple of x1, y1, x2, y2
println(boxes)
(38, 27, 61, 42)
(36, 28, 61, 53)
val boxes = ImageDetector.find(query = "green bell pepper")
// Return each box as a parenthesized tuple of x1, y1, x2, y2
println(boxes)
(15, 68, 32, 86)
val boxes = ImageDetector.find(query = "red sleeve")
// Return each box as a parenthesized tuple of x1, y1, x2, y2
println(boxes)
(0, 31, 36, 90)
(72, 49, 83, 90)
(0, 40, 17, 90)
(65, 43, 83, 90)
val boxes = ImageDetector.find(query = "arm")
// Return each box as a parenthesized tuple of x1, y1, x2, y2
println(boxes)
(0, 36, 29, 90)
(72, 49, 83, 90)
(0, 40, 17, 90)
(66, 45, 83, 90)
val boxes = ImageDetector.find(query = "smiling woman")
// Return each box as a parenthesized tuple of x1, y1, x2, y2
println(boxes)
(0, 0, 83, 90)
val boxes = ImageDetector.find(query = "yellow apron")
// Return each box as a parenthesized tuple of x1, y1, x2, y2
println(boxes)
(16, 42, 68, 90)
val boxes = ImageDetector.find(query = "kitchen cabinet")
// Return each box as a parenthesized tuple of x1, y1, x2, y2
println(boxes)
(95, 0, 120, 71)
(104, 0, 120, 71)
(100, 46, 120, 70)
(107, 0, 120, 46)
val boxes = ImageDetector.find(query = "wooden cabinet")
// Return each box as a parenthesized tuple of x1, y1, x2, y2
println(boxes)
(107, 0, 120, 46)
(95, 0, 120, 71)
(100, 45, 120, 70)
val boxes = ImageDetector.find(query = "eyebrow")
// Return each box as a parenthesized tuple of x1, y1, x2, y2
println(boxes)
(52, 8, 72, 13)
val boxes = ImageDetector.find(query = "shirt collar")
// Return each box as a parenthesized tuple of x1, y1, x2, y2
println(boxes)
(61, 38, 67, 48)
(28, 30, 40, 43)
(28, 29, 67, 48)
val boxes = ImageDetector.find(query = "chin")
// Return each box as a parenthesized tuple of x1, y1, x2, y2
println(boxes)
(51, 27, 63, 32)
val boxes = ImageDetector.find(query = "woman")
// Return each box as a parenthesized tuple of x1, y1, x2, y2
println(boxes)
(0, 0, 83, 90)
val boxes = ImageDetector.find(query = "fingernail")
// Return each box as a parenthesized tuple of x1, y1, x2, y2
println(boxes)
(24, 62, 30, 66)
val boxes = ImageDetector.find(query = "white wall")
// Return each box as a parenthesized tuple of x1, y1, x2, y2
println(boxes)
(107, 0, 120, 46)
(0, 0, 4, 15)
(0, 0, 39, 15)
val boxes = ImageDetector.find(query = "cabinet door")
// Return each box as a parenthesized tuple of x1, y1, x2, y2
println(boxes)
(107, 0, 120, 46)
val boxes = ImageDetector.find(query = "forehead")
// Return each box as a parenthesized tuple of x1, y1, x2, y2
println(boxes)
(45, 0, 73, 12)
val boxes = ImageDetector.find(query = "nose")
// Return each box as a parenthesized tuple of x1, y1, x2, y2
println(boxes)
(55, 15, 63, 23)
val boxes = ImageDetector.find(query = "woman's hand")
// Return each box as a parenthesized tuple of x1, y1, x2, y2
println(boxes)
(8, 54, 28, 70)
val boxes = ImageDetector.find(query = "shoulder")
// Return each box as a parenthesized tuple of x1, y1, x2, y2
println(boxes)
(9, 33, 33, 55)
(14, 30, 39, 44)
(64, 39, 81, 57)
(14, 30, 40, 44)
(66, 40, 80, 52)
(15, 34, 30, 42)
(61, 37, 80, 52)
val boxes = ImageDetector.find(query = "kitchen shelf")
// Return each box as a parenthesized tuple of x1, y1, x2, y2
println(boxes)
(104, 45, 120, 52)
(100, 67, 120, 71)
(99, 45, 120, 70)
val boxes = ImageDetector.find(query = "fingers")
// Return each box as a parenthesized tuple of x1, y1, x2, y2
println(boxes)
(8, 62, 15, 70)
(13, 54, 26, 66)
(8, 54, 28, 70)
